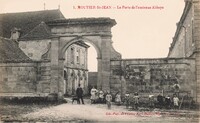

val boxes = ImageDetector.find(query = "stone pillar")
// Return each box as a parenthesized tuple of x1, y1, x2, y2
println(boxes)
(121, 76, 127, 96)
(100, 35, 112, 92)
(50, 37, 59, 93)
(193, 0, 200, 103)
(97, 58, 102, 89)
(58, 59, 65, 95)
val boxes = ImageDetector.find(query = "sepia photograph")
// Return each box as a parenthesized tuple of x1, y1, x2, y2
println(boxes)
(0, 0, 200, 122)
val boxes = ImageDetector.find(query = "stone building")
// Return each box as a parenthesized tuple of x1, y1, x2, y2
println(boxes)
(0, 9, 89, 97)
(167, 0, 200, 103)
(0, 37, 36, 95)
(0, 0, 199, 104)
(63, 41, 89, 95)
(0, 8, 119, 98)
(168, 0, 195, 58)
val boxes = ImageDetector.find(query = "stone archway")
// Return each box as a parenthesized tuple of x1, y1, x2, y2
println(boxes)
(48, 18, 121, 96)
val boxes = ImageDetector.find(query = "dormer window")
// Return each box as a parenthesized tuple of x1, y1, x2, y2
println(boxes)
(10, 27, 21, 41)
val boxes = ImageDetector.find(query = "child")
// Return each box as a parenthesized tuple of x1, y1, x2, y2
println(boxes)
(134, 92, 139, 110)
(115, 92, 122, 105)
(99, 90, 104, 103)
(90, 86, 97, 104)
(165, 95, 171, 109)
(106, 91, 112, 109)
(124, 92, 130, 109)
(149, 93, 154, 108)
(173, 94, 179, 109)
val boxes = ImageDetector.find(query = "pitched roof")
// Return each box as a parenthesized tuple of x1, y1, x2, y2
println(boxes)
(46, 17, 116, 26)
(75, 41, 90, 48)
(20, 22, 51, 40)
(0, 9, 64, 39)
(0, 37, 32, 63)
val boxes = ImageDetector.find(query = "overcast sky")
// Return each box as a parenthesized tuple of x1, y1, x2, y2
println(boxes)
(0, 0, 185, 71)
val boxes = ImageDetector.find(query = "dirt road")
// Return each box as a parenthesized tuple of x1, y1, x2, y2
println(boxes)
(21, 101, 199, 122)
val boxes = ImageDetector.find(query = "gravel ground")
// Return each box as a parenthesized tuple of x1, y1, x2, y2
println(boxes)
(21, 98, 199, 122)
(0, 98, 199, 122)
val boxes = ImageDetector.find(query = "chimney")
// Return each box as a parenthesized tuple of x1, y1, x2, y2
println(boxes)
(10, 27, 21, 41)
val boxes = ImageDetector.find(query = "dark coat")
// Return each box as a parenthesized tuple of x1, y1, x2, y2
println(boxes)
(157, 95, 164, 104)
(76, 87, 83, 97)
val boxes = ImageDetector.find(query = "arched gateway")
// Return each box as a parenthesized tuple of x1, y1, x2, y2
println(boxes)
(46, 18, 121, 96)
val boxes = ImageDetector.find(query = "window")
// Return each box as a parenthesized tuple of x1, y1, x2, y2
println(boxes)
(192, 19, 194, 44)
(81, 50, 85, 66)
(71, 48, 74, 64)
(77, 56, 79, 64)
(76, 49, 80, 64)
(64, 70, 67, 80)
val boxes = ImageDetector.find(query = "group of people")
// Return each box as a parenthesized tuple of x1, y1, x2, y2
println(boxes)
(90, 87, 123, 109)
(156, 93, 180, 109)
(76, 85, 180, 110)
(90, 87, 106, 104)
(75, 85, 120, 109)
(124, 92, 180, 110)
(124, 92, 139, 110)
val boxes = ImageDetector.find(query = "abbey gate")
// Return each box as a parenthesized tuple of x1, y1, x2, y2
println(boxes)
(46, 18, 197, 101)
(46, 18, 121, 95)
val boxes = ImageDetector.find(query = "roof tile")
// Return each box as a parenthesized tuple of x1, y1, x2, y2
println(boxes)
(0, 9, 64, 39)
(20, 22, 51, 40)
(0, 37, 32, 62)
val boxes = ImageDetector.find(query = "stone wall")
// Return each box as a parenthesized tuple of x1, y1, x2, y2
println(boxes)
(19, 39, 51, 61)
(0, 62, 37, 95)
(36, 61, 51, 94)
(88, 72, 98, 90)
(0, 61, 53, 97)
(110, 58, 196, 99)
(193, 0, 200, 103)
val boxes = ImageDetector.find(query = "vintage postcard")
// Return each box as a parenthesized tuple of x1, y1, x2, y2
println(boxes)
(0, 0, 199, 122)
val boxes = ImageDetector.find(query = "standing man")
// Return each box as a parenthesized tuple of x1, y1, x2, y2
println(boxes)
(76, 84, 84, 104)
(157, 93, 164, 109)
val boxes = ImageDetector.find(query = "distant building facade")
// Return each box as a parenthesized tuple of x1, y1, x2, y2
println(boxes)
(63, 41, 89, 95)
